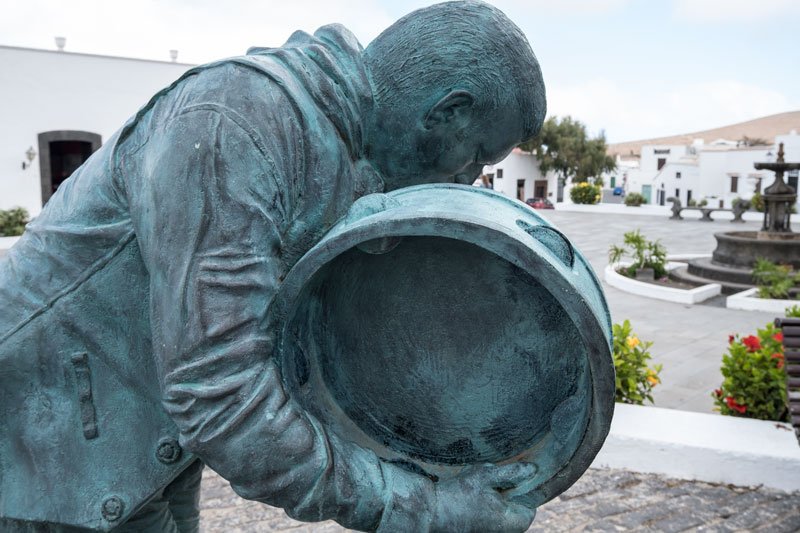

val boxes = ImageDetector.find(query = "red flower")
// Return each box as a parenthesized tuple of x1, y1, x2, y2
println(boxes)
(728, 335, 735, 344)
(714, 389, 723, 398)
(772, 353, 784, 360)
(725, 396, 747, 414)
(778, 360, 785, 370)
(774, 332, 784, 343)
(742, 335, 761, 352)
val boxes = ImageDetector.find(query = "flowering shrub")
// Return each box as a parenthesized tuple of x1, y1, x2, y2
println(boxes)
(570, 182, 601, 205)
(613, 320, 661, 405)
(713, 322, 787, 421)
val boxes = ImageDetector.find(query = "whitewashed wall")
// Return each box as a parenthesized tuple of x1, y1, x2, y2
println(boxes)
(0, 46, 192, 215)
(484, 149, 557, 202)
(696, 147, 771, 208)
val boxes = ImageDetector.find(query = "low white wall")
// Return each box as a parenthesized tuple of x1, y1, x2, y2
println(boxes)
(594, 403, 800, 492)
(727, 288, 796, 313)
(604, 259, 720, 304)
(556, 202, 794, 223)
(0, 236, 20, 251)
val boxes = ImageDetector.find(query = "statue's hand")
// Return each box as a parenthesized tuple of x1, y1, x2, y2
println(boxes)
(430, 463, 537, 533)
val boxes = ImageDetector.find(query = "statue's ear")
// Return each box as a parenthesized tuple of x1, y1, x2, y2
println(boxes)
(424, 90, 475, 129)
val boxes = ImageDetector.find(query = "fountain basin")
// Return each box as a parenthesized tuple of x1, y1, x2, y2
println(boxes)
(712, 231, 800, 269)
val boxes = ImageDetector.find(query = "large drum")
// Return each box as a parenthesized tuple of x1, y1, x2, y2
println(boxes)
(269, 184, 614, 508)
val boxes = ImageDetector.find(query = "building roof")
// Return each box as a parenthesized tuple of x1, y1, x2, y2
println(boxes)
(0, 44, 196, 67)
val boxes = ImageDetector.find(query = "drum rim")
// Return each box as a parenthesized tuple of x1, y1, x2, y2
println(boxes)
(268, 186, 614, 507)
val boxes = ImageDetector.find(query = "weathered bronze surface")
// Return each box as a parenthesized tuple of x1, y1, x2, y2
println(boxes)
(0, 1, 612, 531)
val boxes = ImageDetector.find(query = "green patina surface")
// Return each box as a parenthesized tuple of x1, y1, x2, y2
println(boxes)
(0, 2, 612, 531)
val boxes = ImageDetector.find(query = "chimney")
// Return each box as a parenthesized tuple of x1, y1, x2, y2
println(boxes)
(169, 49, 178, 62)
(55, 36, 66, 51)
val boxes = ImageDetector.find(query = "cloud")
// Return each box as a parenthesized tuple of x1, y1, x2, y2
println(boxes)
(673, 0, 800, 23)
(548, 78, 795, 142)
(0, 0, 394, 63)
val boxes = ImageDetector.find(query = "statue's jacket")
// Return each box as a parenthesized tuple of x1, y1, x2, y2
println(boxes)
(0, 26, 432, 531)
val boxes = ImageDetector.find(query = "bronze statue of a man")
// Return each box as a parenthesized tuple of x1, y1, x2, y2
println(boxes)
(0, 1, 546, 531)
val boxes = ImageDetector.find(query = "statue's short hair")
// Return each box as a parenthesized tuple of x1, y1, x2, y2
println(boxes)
(365, 0, 546, 141)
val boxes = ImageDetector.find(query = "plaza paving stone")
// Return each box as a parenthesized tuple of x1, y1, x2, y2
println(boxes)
(200, 467, 800, 532)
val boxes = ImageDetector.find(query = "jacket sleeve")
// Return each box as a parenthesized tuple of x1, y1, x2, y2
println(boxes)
(124, 104, 435, 531)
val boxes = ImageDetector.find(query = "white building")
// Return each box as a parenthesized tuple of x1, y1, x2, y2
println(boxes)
(0, 43, 192, 215)
(481, 148, 559, 202)
(623, 131, 800, 208)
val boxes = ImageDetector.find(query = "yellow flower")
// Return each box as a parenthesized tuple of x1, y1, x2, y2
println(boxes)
(626, 336, 640, 349)
(646, 369, 660, 386)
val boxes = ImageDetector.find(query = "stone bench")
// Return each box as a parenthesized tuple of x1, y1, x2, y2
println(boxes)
(667, 197, 747, 222)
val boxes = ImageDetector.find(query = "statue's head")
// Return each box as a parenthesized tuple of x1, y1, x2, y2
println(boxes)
(364, 0, 546, 191)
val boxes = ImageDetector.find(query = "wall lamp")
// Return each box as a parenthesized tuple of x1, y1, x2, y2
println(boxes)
(22, 146, 37, 170)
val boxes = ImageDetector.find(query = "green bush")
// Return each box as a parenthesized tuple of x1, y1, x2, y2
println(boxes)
(613, 320, 661, 405)
(786, 304, 800, 318)
(0, 207, 29, 237)
(751, 192, 765, 212)
(752, 258, 799, 299)
(713, 322, 787, 421)
(570, 182, 601, 204)
(608, 229, 668, 278)
(624, 192, 646, 207)
(698, 198, 708, 207)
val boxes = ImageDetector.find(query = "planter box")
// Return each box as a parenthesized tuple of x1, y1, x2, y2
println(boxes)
(726, 287, 798, 313)
(604, 259, 721, 304)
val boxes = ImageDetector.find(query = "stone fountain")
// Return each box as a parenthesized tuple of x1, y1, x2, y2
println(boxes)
(678, 143, 800, 294)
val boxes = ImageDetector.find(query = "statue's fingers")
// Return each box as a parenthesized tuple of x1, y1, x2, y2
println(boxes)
(482, 462, 538, 490)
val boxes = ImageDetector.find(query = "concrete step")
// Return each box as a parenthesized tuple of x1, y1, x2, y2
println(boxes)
(686, 257, 754, 284)
(671, 265, 753, 295)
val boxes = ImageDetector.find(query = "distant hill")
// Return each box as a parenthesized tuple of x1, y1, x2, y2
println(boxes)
(607, 111, 800, 157)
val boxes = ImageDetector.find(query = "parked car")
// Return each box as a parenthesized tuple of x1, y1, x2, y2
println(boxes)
(613, 187, 624, 196)
(525, 197, 554, 210)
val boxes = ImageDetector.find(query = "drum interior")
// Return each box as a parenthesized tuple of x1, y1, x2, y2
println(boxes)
(281, 235, 590, 466)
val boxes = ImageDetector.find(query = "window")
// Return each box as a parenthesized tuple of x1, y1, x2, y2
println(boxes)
(675, 188, 680, 199)
(657, 158, 666, 170)
(676, 172, 681, 179)
(730, 176, 738, 193)
(497, 169, 504, 179)
(654, 149, 671, 155)
(516, 179, 525, 201)
(687, 190, 692, 204)
(789, 170, 798, 193)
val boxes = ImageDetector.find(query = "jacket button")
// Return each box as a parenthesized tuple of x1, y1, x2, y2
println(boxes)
(101, 496, 124, 522)
(156, 437, 182, 464)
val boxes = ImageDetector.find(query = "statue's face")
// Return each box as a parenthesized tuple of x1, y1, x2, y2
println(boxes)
(381, 99, 525, 190)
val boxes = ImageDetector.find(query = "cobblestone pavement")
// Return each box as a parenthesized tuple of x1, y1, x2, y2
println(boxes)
(200, 467, 800, 532)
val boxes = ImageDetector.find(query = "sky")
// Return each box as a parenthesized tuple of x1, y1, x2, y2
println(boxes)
(1, 0, 799, 143)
